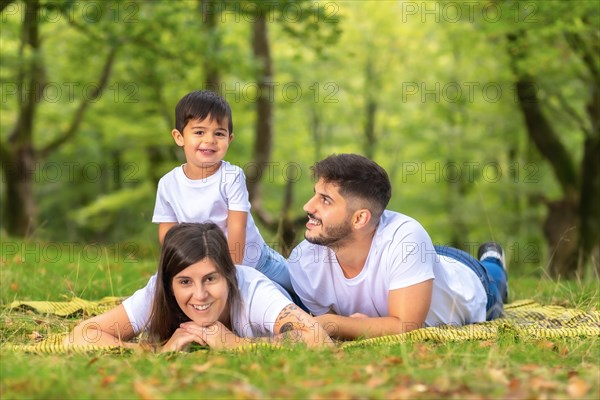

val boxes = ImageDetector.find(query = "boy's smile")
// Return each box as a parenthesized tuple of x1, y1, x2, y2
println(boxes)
(172, 116, 233, 180)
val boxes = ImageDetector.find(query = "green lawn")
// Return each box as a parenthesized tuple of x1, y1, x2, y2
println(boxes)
(1, 237, 598, 399)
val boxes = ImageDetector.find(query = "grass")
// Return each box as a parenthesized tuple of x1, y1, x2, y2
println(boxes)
(1, 237, 599, 399)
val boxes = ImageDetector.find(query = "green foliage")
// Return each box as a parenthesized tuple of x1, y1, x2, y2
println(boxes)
(1, 0, 597, 271)
(3, 339, 598, 398)
(1, 236, 598, 398)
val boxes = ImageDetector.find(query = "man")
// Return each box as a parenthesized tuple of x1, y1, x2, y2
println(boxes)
(288, 154, 508, 340)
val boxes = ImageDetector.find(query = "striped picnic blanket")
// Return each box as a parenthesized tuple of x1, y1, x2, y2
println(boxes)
(5, 298, 599, 354)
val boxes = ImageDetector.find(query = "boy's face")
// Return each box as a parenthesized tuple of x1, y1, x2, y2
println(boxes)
(172, 116, 233, 179)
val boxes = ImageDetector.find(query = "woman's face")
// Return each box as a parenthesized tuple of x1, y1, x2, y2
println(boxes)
(172, 258, 229, 326)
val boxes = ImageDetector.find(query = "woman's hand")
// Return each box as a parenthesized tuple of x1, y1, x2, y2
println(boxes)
(179, 321, 244, 349)
(159, 327, 207, 353)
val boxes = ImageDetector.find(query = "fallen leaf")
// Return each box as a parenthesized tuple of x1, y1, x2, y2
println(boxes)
(192, 362, 213, 374)
(232, 382, 264, 399)
(567, 371, 578, 379)
(302, 379, 329, 389)
(566, 376, 590, 397)
(479, 340, 494, 348)
(558, 345, 569, 356)
(86, 357, 99, 367)
(508, 377, 521, 391)
(411, 383, 428, 393)
(211, 356, 227, 366)
(386, 385, 413, 399)
(366, 376, 387, 388)
(28, 331, 43, 342)
(414, 343, 430, 359)
(133, 380, 163, 400)
(364, 364, 376, 375)
(520, 364, 540, 373)
(247, 363, 261, 372)
(312, 390, 355, 400)
(10, 282, 19, 291)
(488, 368, 509, 385)
(384, 356, 403, 365)
(530, 376, 559, 392)
(536, 340, 555, 351)
(101, 375, 116, 387)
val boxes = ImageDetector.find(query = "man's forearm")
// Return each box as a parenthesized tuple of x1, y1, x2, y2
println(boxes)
(315, 314, 424, 340)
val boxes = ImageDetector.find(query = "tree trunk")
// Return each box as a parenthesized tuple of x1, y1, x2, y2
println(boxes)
(363, 59, 378, 159)
(199, 0, 221, 93)
(3, 0, 42, 236)
(247, 13, 276, 229)
(578, 96, 600, 274)
(1, 0, 117, 237)
(508, 32, 583, 278)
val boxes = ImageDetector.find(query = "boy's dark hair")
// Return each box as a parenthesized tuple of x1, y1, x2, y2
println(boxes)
(312, 154, 391, 222)
(175, 90, 233, 134)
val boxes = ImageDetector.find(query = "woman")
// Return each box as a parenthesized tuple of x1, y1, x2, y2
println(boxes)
(66, 223, 332, 351)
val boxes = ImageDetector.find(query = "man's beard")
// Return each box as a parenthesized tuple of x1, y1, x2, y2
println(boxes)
(304, 219, 353, 248)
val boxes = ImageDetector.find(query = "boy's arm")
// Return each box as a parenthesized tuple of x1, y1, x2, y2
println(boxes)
(158, 222, 177, 246)
(227, 210, 247, 265)
(315, 279, 433, 340)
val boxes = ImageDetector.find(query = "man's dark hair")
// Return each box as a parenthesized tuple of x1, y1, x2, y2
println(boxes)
(312, 154, 392, 221)
(175, 90, 233, 134)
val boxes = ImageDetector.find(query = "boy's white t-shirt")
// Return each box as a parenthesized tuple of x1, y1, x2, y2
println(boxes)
(122, 266, 292, 338)
(288, 210, 487, 327)
(153, 161, 265, 267)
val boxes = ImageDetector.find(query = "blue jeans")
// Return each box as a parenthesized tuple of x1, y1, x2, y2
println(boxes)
(434, 245, 508, 320)
(256, 244, 307, 310)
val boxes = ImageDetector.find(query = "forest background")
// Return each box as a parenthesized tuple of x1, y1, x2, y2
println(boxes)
(1, 0, 599, 282)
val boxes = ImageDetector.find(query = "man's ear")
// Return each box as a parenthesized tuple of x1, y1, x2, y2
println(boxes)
(352, 208, 371, 229)
(171, 129, 184, 147)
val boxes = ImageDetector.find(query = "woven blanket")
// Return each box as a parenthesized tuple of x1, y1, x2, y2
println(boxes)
(4, 298, 599, 354)
(8, 296, 123, 317)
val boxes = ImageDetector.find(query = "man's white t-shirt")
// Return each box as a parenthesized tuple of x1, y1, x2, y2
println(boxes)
(152, 161, 265, 267)
(288, 210, 487, 327)
(122, 266, 292, 338)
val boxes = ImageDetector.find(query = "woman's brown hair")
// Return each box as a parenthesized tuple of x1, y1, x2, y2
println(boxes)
(146, 223, 240, 345)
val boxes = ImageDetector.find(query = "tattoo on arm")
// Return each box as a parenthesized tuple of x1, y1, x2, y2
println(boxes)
(280, 322, 294, 333)
(275, 304, 312, 342)
(278, 304, 298, 320)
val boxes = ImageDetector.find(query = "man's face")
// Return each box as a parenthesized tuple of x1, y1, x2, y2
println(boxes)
(303, 178, 354, 247)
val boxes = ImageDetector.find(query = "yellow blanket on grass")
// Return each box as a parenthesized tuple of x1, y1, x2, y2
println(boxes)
(5, 298, 599, 354)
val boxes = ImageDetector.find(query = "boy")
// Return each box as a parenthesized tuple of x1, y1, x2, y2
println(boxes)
(153, 90, 292, 292)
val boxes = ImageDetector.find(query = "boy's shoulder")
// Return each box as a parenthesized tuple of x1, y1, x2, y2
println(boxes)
(157, 165, 183, 184)
(220, 161, 247, 183)
(220, 160, 244, 173)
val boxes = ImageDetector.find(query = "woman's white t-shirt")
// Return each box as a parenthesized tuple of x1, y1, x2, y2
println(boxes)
(122, 266, 292, 338)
